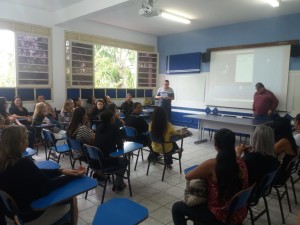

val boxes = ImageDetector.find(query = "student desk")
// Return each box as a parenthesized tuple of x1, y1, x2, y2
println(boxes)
(110, 141, 143, 174)
(92, 198, 148, 225)
(31, 176, 97, 225)
(184, 114, 271, 144)
(22, 148, 37, 158)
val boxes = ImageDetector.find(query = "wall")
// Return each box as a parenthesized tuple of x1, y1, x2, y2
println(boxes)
(157, 13, 300, 117)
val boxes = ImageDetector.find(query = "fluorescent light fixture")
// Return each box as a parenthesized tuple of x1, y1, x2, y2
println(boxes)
(265, 0, 279, 7)
(160, 11, 191, 24)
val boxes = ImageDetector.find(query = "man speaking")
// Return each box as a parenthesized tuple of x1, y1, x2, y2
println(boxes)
(253, 82, 278, 120)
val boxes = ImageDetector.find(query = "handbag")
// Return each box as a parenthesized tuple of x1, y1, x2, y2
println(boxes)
(184, 179, 208, 207)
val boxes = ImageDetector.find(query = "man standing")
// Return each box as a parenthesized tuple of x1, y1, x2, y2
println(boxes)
(253, 82, 278, 120)
(121, 93, 133, 119)
(155, 80, 174, 121)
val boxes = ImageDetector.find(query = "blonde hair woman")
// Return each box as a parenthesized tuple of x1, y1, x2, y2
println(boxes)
(0, 126, 85, 225)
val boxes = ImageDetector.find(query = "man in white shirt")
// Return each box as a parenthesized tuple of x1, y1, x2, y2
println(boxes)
(155, 80, 174, 121)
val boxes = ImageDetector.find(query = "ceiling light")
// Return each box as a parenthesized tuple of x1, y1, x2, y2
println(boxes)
(160, 12, 191, 24)
(265, 0, 279, 7)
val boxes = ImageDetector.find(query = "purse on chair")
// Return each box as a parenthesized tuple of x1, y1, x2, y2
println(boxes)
(184, 179, 208, 207)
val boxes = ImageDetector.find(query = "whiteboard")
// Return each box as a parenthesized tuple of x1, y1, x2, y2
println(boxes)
(165, 74, 206, 102)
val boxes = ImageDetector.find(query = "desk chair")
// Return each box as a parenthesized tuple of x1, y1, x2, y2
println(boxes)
(247, 169, 278, 225)
(288, 149, 300, 204)
(42, 129, 72, 164)
(92, 198, 148, 225)
(269, 157, 297, 224)
(83, 144, 132, 204)
(146, 132, 182, 181)
(123, 126, 149, 170)
(66, 137, 87, 169)
(186, 184, 255, 225)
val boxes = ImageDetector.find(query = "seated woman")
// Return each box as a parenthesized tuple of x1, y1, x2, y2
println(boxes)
(172, 129, 248, 225)
(88, 99, 105, 124)
(85, 96, 96, 114)
(9, 96, 32, 124)
(293, 113, 300, 147)
(32, 102, 65, 139)
(67, 107, 95, 153)
(235, 124, 280, 185)
(103, 95, 112, 108)
(60, 98, 74, 123)
(95, 110, 128, 190)
(0, 126, 85, 225)
(149, 107, 182, 167)
(107, 103, 125, 128)
(72, 97, 82, 109)
(273, 117, 298, 184)
(0, 97, 34, 148)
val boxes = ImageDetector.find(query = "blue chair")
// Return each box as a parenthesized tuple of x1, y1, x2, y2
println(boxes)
(123, 126, 149, 170)
(92, 198, 148, 225)
(42, 129, 72, 164)
(248, 169, 279, 225)
(0, 189, 70, 225)
(66, 137, 87, 169)
(83, 144, 132, 204)
(34, 160, 60, 170)
(146, 132, 182, 181)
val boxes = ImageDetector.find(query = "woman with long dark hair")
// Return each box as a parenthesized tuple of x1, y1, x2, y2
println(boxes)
(273, 117, 297, 184)
(172, 129, 248, 225)
(66, 107, 95, 145)
(9, 96, 32, 123)
(149, 107, 182, 167)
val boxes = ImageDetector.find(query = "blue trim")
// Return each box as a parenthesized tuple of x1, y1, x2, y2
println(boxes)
(17, 89, 34, 101)
(81, 89, 93, 99)
(117, 89, 127, 98)
(106, 89, 116, 98)
(0, 88, 15, 101)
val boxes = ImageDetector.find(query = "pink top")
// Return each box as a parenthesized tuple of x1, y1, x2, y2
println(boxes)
(207, 158, 248, 225)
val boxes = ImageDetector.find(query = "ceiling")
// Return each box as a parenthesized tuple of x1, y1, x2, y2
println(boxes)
(1, 0, 300, 36)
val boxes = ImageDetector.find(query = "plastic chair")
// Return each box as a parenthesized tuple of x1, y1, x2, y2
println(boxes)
(83, 144, 132, 204)
(123, 126, 149, 170)
(247, 169, 279, 225)
(270, 156, 297, 224)
(288, 149, 300, 204)
(42, 129, 72, 164)
(146, 132, 182, 181)
(66, 137, 87, 169)
(0, 189, 23, 225)
(226, 184, 256, 224)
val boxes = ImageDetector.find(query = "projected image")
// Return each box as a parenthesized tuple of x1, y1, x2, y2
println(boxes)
(235, 54, 254, 83)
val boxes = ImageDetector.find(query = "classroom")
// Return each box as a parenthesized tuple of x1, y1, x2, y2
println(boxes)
(0, 1, 300, 225)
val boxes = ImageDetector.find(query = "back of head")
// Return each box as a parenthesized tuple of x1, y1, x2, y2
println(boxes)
(0, 126, 27, 171)
(33, 102, 45, 116)
(0, 97, 7, 114)
(214, 129, 242, 201)
(252, 124, 275, 156)
(151, 107, 168, 140)
(107, 103, 117, 113)
(67, 107, 86, 137)
(100, 110, 114, 124)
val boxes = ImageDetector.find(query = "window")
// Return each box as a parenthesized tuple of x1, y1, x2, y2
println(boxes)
(0, 21, 51, 88)
(65, 31, 157, 89)
(0, 30, 16, 87)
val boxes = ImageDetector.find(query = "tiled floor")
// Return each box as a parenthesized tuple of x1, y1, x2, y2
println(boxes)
(33, 128, 300, 225)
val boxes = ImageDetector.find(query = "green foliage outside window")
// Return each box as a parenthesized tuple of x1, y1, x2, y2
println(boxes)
(94, 45, 137, 88)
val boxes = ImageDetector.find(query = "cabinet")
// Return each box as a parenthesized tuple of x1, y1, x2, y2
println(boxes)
(137, 52, 158, 87)
(17, 34, 49, 85)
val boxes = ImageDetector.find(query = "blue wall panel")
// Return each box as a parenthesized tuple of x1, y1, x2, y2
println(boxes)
(145, 89, 153, 97)
(67, 89, 80, 99)
(127, 89, 136, 98)
(94, 89, 105, 99)
(0, 88, 15, 101)
(81, 89, 93, 99)
(117, 89, 126, 98)
(106, 89, 116, 98)
(17, 89, 34, 101)
(36, 89, 51, 100)
(137, 89, 144, 98)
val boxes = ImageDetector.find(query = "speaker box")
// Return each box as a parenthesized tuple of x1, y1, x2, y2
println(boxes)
(291, 45, 300, 57)
(202, 52, 211, 62)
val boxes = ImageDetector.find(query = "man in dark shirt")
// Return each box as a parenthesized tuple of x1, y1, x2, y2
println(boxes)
(121, 93, 133, 119)
(253, 82, 279, 120)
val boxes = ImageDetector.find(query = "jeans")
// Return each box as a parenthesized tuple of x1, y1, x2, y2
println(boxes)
(172, 201, 225, 225)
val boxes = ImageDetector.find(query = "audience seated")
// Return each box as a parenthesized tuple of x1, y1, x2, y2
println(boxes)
(121, 93, 133, 119)
(85, 96, 96, 114)
(103, 95, 112, 108)
(0, 126, 86, 225)
(149, 107, 183, 167)
(273, 117, 298, 184)
(88, 99, 105, 123)
(60, 98, 74, 123)
(9, 96, 32, 124)
(94, 110, 128, 190)
(235, 124, 280, 185)
(67, 107, 95, 146)
(0, 97, 34, 148)
(72, 97, 82, 108)
(172, 128, 248, 225)
(294, 113, 300, 147)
